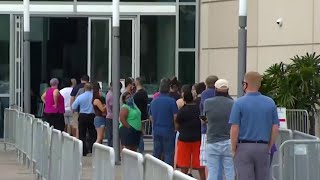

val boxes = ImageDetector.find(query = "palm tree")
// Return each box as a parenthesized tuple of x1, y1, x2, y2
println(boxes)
(260, 53, 320, 135)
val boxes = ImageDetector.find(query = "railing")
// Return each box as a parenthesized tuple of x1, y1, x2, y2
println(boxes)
(287, 109, 309, 134)
(3, 108, 83, 180)
(92, 143, 115, 180)
(122, 148, 144, 180)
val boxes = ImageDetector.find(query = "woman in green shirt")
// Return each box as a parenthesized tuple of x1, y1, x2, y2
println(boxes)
(119, 91, 142, 151)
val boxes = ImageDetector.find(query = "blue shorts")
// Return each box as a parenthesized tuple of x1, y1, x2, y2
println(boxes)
(94, 116, 106, 128)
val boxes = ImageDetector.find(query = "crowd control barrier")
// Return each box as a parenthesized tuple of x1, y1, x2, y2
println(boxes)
(173, 170, 197, 180)
(287, 109, 309, 134)
(122, 148, 144, 180)
(144, 154, 174, 180)
(92, 143, 115, 180)
(279, 140, 320, 180)
(293, 130, 319, 140)
(3, 108, 83, 180)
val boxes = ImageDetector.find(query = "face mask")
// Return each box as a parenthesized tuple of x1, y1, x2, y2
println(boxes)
(127, 97, 134, 107)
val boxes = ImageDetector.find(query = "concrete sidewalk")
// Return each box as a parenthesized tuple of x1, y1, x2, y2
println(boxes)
(0, 144, 34, 180)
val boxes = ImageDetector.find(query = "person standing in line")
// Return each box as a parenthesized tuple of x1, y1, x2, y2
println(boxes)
(169, 76, 181, 101)
(70, 75, 90, 138)
(229, 71, 279, 180)
(149, 78, 179, 166)
(71, 83, 97, 156)
(204, 79, 234, 180)
(120, 77, 134, 107)
(92, 83, 107, 144)
(133, 77, 149, 153)
(60, 78, 73, 134)
(175, 86, 205, 180)
(199, 75, 221, 179)
(119, 91, 142, 151)
(71, 78, 77, 88)
(193, 82, 206, 106)
(41, 78, 65, 131)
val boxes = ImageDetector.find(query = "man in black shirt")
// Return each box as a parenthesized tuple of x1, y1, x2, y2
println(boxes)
(133, 77, 149, 153)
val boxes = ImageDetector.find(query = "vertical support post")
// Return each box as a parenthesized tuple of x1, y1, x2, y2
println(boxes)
(112, 0, 121, 164)
(23, 0, 31, 113)
(237, 0, 247, 98)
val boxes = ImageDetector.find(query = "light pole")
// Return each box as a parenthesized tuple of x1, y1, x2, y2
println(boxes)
(237, 0, 247, 98)
(23, 0, 31, 113)
(112, 0, 121, 164)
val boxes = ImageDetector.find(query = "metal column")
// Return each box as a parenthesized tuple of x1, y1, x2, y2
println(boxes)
(237, 0, 247, 98)
(23, 0, 31, 113)
(112, 0, 121, 164)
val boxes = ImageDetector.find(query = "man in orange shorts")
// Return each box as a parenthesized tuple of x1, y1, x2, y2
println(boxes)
(175, 86, 205, 180)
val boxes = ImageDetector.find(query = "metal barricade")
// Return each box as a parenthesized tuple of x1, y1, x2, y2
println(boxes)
(40, 122, 52, 180)
(35, 120, 44, 176)
(141, 119, 152, 137)
(32, 118, 40, 173)
(279, 140, 320, 180)
(272, 129, 293, 180)
(287, 109, 309, 134)
(25, 114, 34, 168)
(49, 129, 62, 180)
(173, 170, 197, 180)
(122, 148, 144, 180)
(73, 137, 83, 180)
(61, 132, 82, 180)
(9, 104, 23, 112)
(3, 108, 18, 151)
(293, 130, 319, 140)
(144, 154, 174, 180)
(92, 143, 115, 180)
(16, 112, 25, 164)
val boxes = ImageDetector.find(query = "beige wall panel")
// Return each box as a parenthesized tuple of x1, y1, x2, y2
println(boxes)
(312, 45, 320, 54)
(205, 0, 257, 48)
(247, 47, 258, 72)
(207, 1, 238, 48)
(199, 50, 210, 82)
(257, 45, 314, 73)
(207, 48, 238, 95)
(200, 3, 209, 49)
(314, 0, 320, 43)
(258, 0, 313, 46)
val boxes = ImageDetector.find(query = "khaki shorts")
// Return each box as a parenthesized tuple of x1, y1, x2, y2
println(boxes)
(71, 112, 79, 129)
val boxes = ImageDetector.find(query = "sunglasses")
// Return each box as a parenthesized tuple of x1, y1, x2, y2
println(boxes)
(242, 81, 248, 86)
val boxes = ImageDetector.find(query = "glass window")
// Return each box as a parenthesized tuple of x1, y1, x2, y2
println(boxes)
(0, 97, 9, 138)
(180, 0, 195, 2)
(78, 0, 174, 2)
(0, 15, 10, 94)
(178, 51, 195, 84)
(90, 19, 110, 89)
(140, 16, 176, 95)
(179, 5, 195, 48)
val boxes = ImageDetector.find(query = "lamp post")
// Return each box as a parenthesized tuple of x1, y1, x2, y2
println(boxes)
(112, 0, 121, 164)
(23, 0, 31, 113)
(237, 0, 247, 98)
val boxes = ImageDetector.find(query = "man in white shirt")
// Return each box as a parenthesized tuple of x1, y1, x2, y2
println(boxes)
(60, 78, 73, 134)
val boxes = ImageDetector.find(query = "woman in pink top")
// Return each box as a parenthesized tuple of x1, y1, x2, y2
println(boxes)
(41, 78, 65, 131)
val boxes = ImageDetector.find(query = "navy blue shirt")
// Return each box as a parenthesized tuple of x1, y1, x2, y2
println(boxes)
(149, 93, 179, 136)
(72, 91, 94, 114)
(200, 88, 215, 134)
(229, 92, 279, 142)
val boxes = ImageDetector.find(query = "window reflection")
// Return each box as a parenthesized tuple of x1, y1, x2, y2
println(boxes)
(179, 52, 195, 84)
(140, 16, 176, 94)
(179, 6, 196, 48)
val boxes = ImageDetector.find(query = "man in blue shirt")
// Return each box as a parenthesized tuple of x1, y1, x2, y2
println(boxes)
(72, 83, 96, 156)
(150, 78, 179, 166)
(229, 71, 279, 180)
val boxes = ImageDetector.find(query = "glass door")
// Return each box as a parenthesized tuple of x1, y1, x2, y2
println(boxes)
(88, 17, 136, 91)
(14, 16, 24, 108)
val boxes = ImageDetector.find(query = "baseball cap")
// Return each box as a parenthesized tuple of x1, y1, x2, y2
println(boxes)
(214, 79, 229, 90)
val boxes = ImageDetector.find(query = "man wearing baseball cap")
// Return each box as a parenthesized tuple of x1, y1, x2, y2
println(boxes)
(204, 79, 235, 180)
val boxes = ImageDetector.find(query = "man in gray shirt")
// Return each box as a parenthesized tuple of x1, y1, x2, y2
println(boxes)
(204, 79, 234, 180)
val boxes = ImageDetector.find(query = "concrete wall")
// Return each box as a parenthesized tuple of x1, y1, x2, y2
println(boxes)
(200, 0, 320, 96)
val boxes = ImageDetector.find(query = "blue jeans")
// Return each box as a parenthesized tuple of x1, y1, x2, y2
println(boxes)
(138, 136, 144, 153)
(106, 118, 113, 147)
(206, 139, 234, 180)
(153, 133, 176, 166)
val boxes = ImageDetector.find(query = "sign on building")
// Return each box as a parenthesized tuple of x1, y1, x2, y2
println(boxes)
(277, 107, 287, 129)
